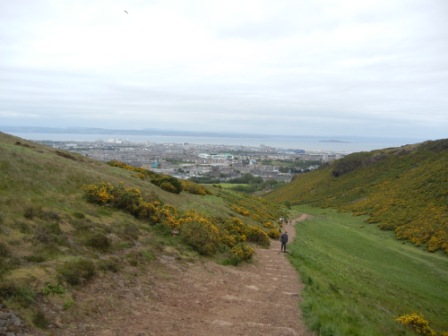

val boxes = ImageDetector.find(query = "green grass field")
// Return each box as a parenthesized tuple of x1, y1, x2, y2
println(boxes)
(288, 205, 448, 336)
(217, 183, 248, 189)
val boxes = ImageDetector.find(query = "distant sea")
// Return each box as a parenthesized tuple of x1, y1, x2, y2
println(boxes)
(3, 130, 429, 153)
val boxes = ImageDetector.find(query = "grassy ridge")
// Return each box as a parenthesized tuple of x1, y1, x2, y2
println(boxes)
(266, 139, 448, 253)
(288, 206, 448, 335)
(0, 132, 286, 328)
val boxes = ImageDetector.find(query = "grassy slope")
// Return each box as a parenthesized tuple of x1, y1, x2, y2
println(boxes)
(266, 139, 448, 253)
(289, 206, 448, 335)
(0, 132, 285, 327)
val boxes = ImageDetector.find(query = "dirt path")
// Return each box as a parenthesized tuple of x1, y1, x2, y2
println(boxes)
(47, 215, 312, 336)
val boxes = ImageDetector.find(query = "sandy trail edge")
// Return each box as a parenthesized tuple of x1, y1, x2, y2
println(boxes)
(38, 214, 314, 336)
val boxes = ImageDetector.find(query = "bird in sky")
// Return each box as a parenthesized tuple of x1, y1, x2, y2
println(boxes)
(124, 10, 128, 14)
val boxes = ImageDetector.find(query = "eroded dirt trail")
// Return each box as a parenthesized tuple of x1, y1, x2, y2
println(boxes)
(53, 216, 312, 336)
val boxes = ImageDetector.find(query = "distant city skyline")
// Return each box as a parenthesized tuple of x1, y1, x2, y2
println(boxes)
(1, 0, 447, 139)
(1, 125, 430, 153)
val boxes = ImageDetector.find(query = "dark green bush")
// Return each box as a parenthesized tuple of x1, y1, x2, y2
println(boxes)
(24, 206, 40, 219)
(110, 184, 142, 214)
(41, 283, 65, 295)
(57, 259, 96, 286)
(180, 220, 221, 255)
(32, 310, 48, 328)
(126, 249, 155, 267)
(85, 233, 111, 251)
(246, 226, 270, 247)
(151, 175, 183, 194)
(224, 243, 255, 265)
(97, 257, 121, 273)
(73, 212, 85, 219)
(33, 223, 65, 245)
(0, 283, 35, 307)
(24, 207, 60, 221)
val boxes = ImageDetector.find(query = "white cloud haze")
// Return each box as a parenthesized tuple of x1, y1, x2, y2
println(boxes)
(1, 0, 447, 139)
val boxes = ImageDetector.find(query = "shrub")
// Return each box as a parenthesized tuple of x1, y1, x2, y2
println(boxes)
(159, 181, 178, 193)
(33, 223, 66, 245)
(226, 243, 255, 265)
(83, 182, 164, 224)
(0, 283, 35, 307)
(73, 211, 85, 219)
(179, 211, 221, 255)
(151, 175, 183, 194)
(158, 205, 179, 229)
(83, 182, 115, 205)
(231, 205, 250, 216)
(136, 201, 161, 222)
(33, 222, 65, 245)
(110, 184, 142, 214)
(97, 257, 121, 273)
(24, 254, 47, 263)
(56, 150, 78, 161)
(263, 221, 281, 239)
(24, 206, 40, 219)
(16, 220, 32, 233)
(57, 259, 96, 286)
(85, 233, 111, 251)
(126, 249, 155, 266)
(268, 228, 281, 239)
(24, 207, 61, 221)
(246, 226, 270, 247)
(41, 283, 65, 295)
(220, 217, 247, 247)
(396, 313, 436, 336)
(181, 180, 210, 195)
(63, 298, 75, 310)
(32, 310, 48, 328)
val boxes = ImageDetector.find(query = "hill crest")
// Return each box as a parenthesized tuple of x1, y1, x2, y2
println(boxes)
(266, 138, 448, 253)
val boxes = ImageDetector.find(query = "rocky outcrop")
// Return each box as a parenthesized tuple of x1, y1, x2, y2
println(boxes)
(0, 304, 31, 336)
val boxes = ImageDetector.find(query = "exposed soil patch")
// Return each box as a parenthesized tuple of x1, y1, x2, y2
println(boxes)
(26, 216, 313, 335)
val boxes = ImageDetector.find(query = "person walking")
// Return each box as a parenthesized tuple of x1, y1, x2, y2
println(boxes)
(280, 231, 289, 252)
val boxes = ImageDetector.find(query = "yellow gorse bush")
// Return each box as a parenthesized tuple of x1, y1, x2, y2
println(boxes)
(158, 205, 179, 229)
(178, 210, 221, 255)
(231, 205, 250, 216)
(107, 160, 210, 196)
(396, 313, 440, 336)
(181, 180, 210, 195)
(83, 182, 115, 204)
(220, 217, 248, 247)
(266, 140, 448, 253)
(83, 182, 278, 261)
(229, 244, 254, 264)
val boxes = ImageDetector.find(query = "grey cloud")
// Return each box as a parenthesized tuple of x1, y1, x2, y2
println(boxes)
(0, 0, 447, 141)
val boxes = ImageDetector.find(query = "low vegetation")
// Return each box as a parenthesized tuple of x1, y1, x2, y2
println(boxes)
(191, 173, 286, 194)
(288, 206, 448, 336)
(3, 131, 446, 335)
(266, 139, 448, 253)
(0, 132, 286, 331)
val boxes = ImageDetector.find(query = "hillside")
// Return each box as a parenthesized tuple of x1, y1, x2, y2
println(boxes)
(265, 138, 448, 253)
(0, 132, 287, 332)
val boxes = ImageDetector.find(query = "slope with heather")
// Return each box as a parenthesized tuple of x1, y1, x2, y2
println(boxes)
(0, 132, 287, 332)
(265, 139, 448, 253)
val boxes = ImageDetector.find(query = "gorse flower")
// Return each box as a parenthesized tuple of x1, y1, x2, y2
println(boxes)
(396, 313, 438, 336)
(83, 181, 282, 261)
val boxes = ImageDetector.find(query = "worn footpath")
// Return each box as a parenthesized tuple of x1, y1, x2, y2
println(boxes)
(27, 215, 313, 336)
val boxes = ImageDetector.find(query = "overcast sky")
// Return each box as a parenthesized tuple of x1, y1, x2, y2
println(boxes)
(1, 0, 447, 139)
